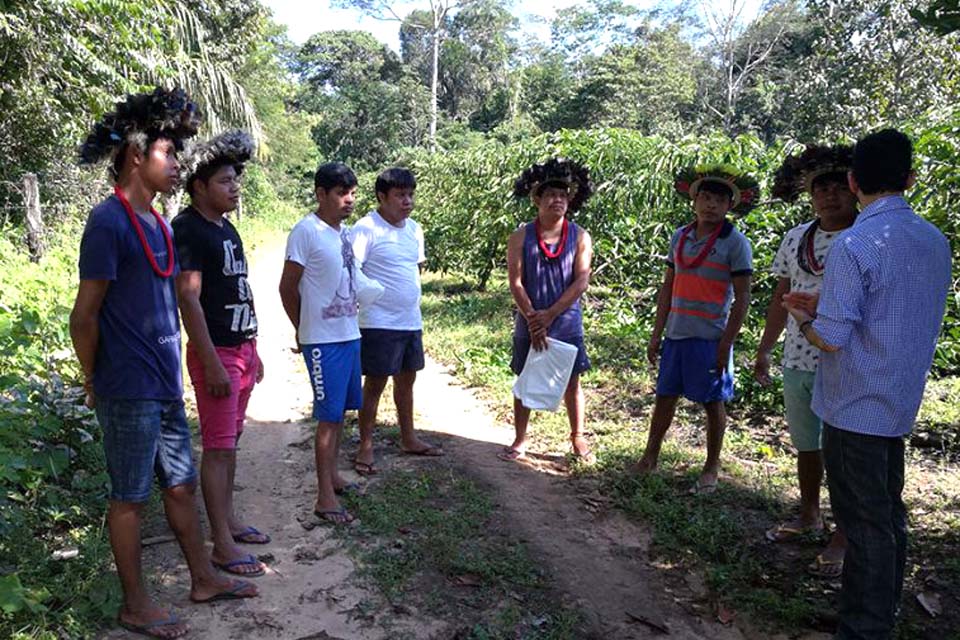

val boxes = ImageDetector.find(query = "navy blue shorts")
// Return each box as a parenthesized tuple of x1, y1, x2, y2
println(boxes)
(96, 398, 197, 503)
(360, 329, 425, 376)
(656, 337, 734, 403)
(511, 335, 591, 376)
(302, 339, 362, 423)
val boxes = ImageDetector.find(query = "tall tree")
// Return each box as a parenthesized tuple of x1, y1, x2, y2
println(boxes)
(334, 0, 481, 149)
(698, 0, 792, 134)
(295, 30, 429, 169)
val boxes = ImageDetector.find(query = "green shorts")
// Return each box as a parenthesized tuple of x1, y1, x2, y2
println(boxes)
(783, 367, 823, 452)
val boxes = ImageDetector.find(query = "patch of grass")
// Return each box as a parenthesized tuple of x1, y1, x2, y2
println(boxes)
(421, 270, 960, 638)
(336, 465, 580, 639)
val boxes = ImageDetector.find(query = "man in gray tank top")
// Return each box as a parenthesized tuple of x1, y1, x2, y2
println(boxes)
(500, 159, 595, 463)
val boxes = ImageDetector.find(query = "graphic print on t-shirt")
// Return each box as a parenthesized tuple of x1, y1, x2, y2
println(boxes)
(172, 207, 258, 346)
(221, 238, 258, 334)
(322, 230, 358, 320)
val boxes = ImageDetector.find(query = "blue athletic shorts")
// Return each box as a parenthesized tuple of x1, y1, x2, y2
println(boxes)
(95, 398, 197, 503)
(360, 329, 425, 376)
(656, 337, 734, 403)
(302, 339, 362, 423)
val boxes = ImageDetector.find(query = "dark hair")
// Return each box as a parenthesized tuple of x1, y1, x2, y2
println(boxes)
(810, 171, 848, 192)
(186, 160, 244, 197)
(852, 129, 912, 195)
(697, 179, 733, 201)
(314, 162, 357, 192)
(375, 167, 416, 196)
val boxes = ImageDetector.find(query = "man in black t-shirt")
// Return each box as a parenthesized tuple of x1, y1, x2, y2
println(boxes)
(173, 131, 267, 578)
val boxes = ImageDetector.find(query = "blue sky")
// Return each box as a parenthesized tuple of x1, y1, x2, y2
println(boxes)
(263, 0, 581, 49)
(262, 0, 766, 50)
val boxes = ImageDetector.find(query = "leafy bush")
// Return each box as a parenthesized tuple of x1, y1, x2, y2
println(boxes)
(407, 120, 960, 380)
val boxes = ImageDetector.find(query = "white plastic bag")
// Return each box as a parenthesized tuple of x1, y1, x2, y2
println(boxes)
(354, 268, 385, 306)
(512, 337, 578, 411)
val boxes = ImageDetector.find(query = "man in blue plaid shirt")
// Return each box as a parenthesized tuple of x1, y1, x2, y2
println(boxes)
(784, 129, 951, 640)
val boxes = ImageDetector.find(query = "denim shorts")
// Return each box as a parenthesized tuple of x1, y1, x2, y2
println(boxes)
(360, 329, 425, 376)
(96, 398, 198, 503)
(656, 337, 734, 403)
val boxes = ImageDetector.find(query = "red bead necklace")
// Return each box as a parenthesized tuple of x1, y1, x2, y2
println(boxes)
(535, 217, 569, 259)
(114, 184, 174, 278)
(675, 221, 724, 270)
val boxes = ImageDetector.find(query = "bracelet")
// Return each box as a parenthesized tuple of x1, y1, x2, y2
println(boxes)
(798, 320, 814, 334)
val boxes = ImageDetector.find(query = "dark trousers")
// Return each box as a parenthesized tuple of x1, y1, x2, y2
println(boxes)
(823, 424, 906, 640)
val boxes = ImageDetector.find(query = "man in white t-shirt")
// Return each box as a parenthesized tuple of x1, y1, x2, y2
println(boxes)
(754, 145, 857, 576)
(279, 162, 362, 524)
(350, 168, 440, 476)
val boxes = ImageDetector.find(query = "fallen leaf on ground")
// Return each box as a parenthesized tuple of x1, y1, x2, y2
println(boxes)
(917, 592, 942, 617)
(453, 573, 483, 587)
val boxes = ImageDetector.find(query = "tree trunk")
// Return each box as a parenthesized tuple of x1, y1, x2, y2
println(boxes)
(429, 9, 440, 152)
(23, 173, 44, 262)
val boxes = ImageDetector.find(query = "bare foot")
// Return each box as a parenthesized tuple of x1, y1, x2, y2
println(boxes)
(400, 437, 444, 456)
(118, 605, 188, 639)
(627, 456, 657, 476)
(571, 435, 595, 463)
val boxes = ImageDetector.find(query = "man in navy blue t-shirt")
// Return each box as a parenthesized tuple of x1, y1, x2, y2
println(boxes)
(70, 88, 257, 639)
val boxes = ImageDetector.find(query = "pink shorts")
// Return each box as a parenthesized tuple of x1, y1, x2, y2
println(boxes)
(186, 340, 258, 450)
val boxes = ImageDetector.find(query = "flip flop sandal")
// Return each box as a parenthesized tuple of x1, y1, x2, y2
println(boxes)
(807, 554, 844, 579)
(314, 507, 355, 525)
(765, 522, 823, 543)
(497, 447, 524, 462)
(353, 460, 378, 476)
(117, 613, 187, 639)
(212, 554, 265, 577)
(232, 526, 271, 544)
(190, 579, 258, 604)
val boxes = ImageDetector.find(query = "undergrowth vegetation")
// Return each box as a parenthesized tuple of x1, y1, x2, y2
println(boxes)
(420, 272, 960, 638)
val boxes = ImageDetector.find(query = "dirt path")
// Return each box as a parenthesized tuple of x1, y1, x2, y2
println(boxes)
(109, 233, 802, 639)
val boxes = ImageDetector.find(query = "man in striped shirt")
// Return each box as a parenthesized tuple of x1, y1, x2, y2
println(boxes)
(785, 129, 951, 640)
(632, 166, 756, 494)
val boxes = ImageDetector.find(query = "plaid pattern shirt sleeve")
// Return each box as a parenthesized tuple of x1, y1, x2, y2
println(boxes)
(813, 237, 867, 349)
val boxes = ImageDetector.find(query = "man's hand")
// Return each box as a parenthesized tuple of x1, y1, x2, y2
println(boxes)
(647, 335, 661, 365)
(256, 355, 265, 384)
(716, 339, 733, 374)
(753, 349, 772, 386)
(526, 309, 554, 352)
(83, 376, 96, 409)
(782, 291, 818, 316)
(204, 359, 232, 397)
(782, 295, 816, 327)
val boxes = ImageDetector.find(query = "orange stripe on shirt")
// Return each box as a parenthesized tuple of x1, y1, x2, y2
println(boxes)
(701, 260, 731, 272)
(670, 307, 721, 319)
(673, 271, 729, 305)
